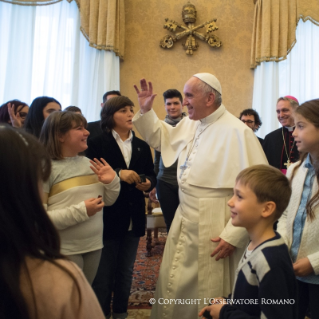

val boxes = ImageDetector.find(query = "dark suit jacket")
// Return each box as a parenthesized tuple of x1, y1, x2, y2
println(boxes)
(86, 131, 156, 239)
(262, 127, 299, 169)
(87, 120, 103, 144)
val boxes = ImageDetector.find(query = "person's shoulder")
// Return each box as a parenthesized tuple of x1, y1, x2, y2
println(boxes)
(264, 127, 281, 139)
(258, 235, 293, 271)
(133, 134, 151, 147)
(23, 257, 84, 297)
(87, 120, 100, 128)
(88, 131, 110, 145)
(222, 110, 249, 130)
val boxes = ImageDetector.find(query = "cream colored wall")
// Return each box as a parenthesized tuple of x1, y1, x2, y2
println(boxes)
(120, 0, 255, 120)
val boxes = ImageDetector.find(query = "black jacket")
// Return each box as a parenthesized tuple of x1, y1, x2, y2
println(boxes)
(87, 120, 103, 144)
(86, 131, 156, 239)
(262, 127, 299, 170)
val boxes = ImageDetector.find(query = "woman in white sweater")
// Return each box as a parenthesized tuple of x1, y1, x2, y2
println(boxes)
(40, 111, 120, 283)
(277, 99, 319, 319)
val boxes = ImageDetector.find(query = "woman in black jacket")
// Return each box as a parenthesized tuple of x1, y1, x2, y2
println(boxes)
(86, 96, 156, 319)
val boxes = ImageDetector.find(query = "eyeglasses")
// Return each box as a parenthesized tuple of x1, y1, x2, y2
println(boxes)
(241, 120, 255, 124)
(19, 112, 28, 119)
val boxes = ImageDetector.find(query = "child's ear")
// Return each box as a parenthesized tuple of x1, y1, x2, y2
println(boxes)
(261, 201, 276, 218)
(58, 135, 65, 143)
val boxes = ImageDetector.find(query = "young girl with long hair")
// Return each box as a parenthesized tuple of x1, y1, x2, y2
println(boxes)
(86, 96, 156, 319)
(278, 98, 319, 319)
(40, 111, 120, 284)
(0, 125, 105, 319)
(25, 96, 61, 138)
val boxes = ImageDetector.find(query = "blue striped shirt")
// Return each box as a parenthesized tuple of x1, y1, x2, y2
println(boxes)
(291, 154, 319, 284)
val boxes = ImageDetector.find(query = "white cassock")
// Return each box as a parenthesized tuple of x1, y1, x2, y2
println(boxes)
(133, 105, 268, 319)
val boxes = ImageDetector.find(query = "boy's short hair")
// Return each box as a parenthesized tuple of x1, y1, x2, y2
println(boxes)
(163, 89, 183, 104)
(236, 165, 291, 220)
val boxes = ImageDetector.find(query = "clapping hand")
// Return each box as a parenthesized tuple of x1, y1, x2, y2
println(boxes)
(90, 158, 116, 184)
(133, 79, 157, 114)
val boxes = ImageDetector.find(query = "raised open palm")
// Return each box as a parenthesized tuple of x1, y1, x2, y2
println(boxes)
(133, 79, 157, 113)
(90, 158, 116, 184)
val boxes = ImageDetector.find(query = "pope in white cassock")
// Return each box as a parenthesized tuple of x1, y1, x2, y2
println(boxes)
(133, 73, 268, 319)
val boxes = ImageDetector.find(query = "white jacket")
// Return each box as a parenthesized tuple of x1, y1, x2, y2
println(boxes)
(277, 160, 319, 275)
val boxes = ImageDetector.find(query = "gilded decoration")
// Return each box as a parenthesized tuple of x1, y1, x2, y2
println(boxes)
(159, 2, 222, 55)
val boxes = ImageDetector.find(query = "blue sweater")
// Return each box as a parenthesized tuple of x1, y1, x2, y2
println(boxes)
(220, 233, 297, 319)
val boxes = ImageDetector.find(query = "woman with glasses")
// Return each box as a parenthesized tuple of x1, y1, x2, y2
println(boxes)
(0, 99, 29, 127)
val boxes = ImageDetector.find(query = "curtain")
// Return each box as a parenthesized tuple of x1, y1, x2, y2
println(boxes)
(252, 20, 319, 138)
(71, 0, 125, 58)
(0, 0, 61, 4)
(251, 0, 319, 69)
(0, 0, 120, 122)
(0, 0, 125, 58)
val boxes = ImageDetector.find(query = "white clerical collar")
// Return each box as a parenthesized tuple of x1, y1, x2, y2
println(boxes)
(112, 129, 133, 142)
(200, 104, 226, 125)
(285, 126, 294, 132)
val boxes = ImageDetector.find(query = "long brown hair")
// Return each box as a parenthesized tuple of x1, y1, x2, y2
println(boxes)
(290, 99, 319, 221)
(39, 111, 87, 160)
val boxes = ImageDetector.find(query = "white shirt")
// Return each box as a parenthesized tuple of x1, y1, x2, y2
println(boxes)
(112, 130, 133, 167)
(112, 129, 134, 231)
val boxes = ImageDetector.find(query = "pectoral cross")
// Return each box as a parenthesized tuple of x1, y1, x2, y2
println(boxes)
(179, 160, 188, 179)
(284, 159, 291, 168)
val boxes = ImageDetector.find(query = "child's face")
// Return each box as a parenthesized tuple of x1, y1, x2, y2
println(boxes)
(113, 106, 134, 132)
(60, 122, 89, 156)
(293, 114, 319, 155)
(228, 182, 265, 229)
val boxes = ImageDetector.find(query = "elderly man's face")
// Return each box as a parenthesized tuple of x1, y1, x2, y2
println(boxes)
(276, 100, 295, 127)
(183, 77, 211, 120)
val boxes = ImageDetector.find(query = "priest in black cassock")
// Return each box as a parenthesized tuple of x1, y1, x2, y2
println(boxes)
(263, 96, 299, 174)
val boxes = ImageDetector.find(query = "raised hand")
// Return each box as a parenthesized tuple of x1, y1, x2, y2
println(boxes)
(84, 197, 105, 216)
(90, 158, 116, 184)
(7, 103, 23, 128)
(133, 78, 157, 114)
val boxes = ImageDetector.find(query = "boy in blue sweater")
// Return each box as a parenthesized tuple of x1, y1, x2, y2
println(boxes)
(199, 165, 297, 319)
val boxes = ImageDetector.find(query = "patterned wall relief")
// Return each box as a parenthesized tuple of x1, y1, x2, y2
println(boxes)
(120, 0, 255, 121)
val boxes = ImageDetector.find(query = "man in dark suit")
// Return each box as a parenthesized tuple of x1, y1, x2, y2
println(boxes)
(87, 90, 121, 142)
(263, 96, 299, 174)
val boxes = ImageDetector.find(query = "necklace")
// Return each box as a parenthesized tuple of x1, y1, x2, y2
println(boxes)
(179, 122, 214, 178)
(282, 127, 296, 169)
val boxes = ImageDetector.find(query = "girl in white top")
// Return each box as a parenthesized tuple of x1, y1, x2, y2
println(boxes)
(40, 111, 120, 284)
(277, 98, 319, 319)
